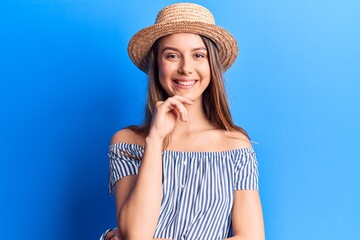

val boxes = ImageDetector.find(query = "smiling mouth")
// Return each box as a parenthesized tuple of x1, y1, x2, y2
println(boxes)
(173, 80, 197, 86)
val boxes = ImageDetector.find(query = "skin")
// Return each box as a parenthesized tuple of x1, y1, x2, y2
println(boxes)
(105, 33, 265, 240)
(157, 33, 211, 104)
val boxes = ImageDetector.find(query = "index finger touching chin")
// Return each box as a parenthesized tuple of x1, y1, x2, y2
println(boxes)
(171, 95, 194, 105)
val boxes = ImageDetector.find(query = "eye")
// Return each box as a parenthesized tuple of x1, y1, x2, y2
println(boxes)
(194, 53, 206, 58)
(165, 53, 179, 59)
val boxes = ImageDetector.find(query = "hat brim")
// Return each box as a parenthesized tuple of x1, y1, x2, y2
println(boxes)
(128, 21, 238, 73)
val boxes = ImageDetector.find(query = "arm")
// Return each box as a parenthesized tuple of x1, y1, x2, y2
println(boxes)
(118, 137, 163, 239)
(107, 148, 168, 240)
(225, 190, 265, 240)
(117, 96, 193, 240)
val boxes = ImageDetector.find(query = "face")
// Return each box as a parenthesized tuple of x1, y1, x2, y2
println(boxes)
(157, 33, 211, 102)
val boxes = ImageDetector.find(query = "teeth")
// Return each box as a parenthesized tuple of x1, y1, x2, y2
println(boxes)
(176, 80, 196, 86)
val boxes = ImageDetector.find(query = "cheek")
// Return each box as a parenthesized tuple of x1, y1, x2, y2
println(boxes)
(198, 59, 210, 72)
(201, 63, 211, 80)
(158, 61, 175, 84)
(158, 60, 169, 79)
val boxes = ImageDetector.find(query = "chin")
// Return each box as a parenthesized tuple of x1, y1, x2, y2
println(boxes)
(166, 91, 203, 102)
(183, 94, 202, 103)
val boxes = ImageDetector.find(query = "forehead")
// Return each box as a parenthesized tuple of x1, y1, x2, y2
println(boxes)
(157, 33, 206, 50)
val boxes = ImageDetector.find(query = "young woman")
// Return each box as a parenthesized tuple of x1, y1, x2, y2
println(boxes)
(101, 3, 265, 240)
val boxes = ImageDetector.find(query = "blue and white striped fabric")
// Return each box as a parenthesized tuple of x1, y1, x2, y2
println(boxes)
(107, 142, 259, 239)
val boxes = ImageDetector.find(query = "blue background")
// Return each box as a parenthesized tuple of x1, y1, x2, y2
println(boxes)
(1, 0, 359, 239)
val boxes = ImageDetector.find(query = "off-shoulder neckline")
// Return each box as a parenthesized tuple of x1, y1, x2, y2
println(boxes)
(109, 142, 254, 154)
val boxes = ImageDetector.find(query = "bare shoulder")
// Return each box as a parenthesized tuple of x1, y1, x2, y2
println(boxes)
(223, 129, 253, 149)
(110, 128, 145, 146)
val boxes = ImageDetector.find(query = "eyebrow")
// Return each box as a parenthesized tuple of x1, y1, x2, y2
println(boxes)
(161, 46, 207, 53)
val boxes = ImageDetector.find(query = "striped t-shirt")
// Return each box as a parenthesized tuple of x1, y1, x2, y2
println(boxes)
(108, 142, 259, 239)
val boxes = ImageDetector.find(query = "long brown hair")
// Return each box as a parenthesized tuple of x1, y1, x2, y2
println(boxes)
(128, 35, 249, 147)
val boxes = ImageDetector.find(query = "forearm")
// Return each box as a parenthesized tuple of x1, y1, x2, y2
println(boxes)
(119, 137, 163, 239)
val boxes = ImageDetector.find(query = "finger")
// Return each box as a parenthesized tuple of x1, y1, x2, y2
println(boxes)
(164, 97, 189, 122)
(155, 101, 164, 107)
(105, 230, 116, 239)
(105, 229, 122, 240)
(171, 95, 194, 105)
(155, 97, 190, 122)
(110, 233, 122, 240)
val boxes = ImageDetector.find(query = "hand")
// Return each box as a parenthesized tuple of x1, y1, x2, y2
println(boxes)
(148, 95, 193, 140)
(104, 228, 122, 240)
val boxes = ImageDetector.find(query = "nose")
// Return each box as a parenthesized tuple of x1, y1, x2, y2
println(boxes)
(178, 56, 193, 74)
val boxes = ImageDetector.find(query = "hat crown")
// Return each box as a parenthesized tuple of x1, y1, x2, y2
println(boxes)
(155, 3, 215, 25)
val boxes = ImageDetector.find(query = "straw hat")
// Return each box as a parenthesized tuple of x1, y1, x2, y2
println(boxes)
(128, 3, 238, 73)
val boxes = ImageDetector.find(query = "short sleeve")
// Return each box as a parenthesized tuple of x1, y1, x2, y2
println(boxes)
(108, 144, 141, 195)
(233, 149, 259, 190)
